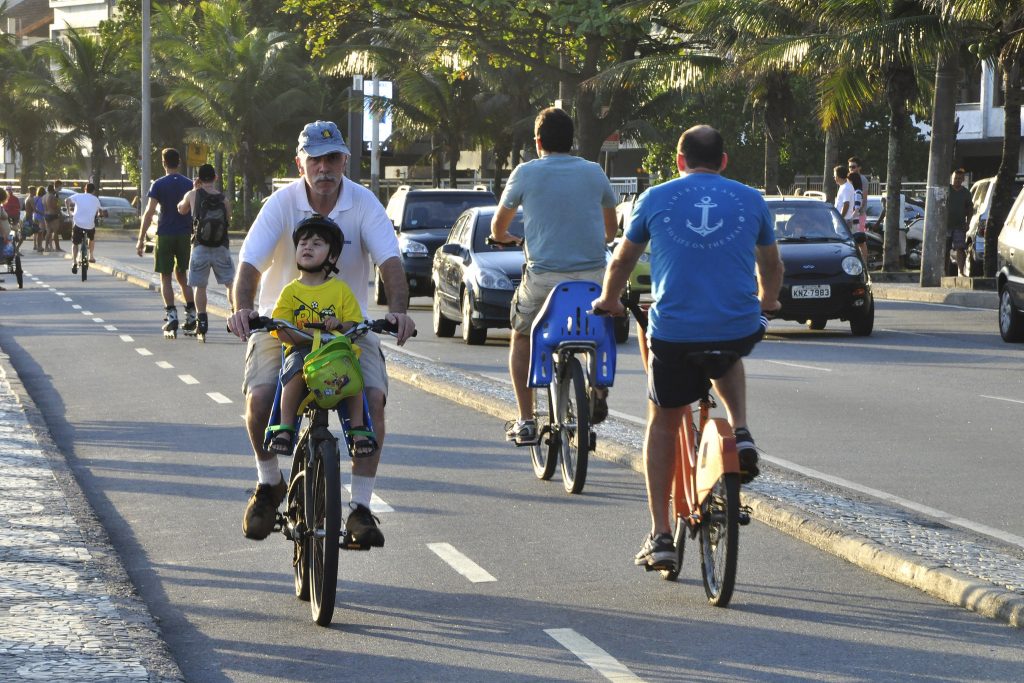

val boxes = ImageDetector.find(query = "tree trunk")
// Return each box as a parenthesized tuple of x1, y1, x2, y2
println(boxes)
(764, 126, 779, 194)
(430, 134, 441, 187)
(823, 125, 839, 204)
(883, 69, 913, 271)
(448, 143, 459, 187)
(986, 55, 1021, 277)
(921, 49, 959, 286)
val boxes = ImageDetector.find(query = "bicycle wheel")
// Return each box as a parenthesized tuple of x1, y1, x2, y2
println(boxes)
(558, 356, 590, 494)
(289, 441, 309, 601)
(306, 438, 341, 626)
(530, 387, 558, 480)
(81, 255, 87, 281)
(699, 473, 740, 607)
(14, 254, 23, 289)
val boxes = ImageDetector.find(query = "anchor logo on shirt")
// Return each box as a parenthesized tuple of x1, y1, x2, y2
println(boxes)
(686, 196, 724, 236)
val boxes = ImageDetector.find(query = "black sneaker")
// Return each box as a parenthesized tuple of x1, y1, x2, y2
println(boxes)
(734, 427, 760, 483)
(345, 503, 384, 548)
(591, 388, 609, 424)
(71, 262, 77, 274)
(242, 475, 287, 540)
(634, 533, 676, 572)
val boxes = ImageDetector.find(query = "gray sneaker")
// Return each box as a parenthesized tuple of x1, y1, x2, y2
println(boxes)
(634, 533, 676, 572)
(242, 475, 287, 540)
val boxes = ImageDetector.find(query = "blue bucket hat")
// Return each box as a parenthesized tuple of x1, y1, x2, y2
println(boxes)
(297, 120, 351, 157)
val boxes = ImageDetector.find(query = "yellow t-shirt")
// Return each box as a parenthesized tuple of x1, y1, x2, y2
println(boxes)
(271, 278, 363, 354)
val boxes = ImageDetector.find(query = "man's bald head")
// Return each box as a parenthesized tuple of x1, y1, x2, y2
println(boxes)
(677, 125, 724, 171)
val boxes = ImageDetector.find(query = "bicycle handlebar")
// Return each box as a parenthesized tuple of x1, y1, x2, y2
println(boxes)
(247, 316, 416, 342)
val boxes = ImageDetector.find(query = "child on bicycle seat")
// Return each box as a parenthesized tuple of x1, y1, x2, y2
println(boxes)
(267, 215, 376, 457)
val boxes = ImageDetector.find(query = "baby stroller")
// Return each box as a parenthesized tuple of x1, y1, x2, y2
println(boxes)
(2, 217, 24, 289)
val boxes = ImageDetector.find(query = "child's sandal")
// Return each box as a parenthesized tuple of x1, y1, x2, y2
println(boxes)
(349, 428, 378, 458)
(268, 425, 295, 455)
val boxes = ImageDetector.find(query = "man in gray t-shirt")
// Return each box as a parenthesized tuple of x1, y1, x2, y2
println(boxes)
(491, 107, 618, 445)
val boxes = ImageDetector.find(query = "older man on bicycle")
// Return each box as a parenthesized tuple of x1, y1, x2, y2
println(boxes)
(227, 120, 415, 546)
(490, 107, 619, 445)
(592, 125, 783, 571)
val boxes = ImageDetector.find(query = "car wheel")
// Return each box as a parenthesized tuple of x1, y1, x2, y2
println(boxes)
(461, 290, 487, 345)
(613, 311, 630, 344)
(374, 268, 388, 306)
(433, 288, 457, 338)
(998, 287, 1024, 342)
(849, 297, 874, 336)
(806, 318, 827, 331)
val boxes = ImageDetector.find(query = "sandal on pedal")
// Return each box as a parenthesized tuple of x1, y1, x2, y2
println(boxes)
(349, 428, 378, 458)
(267, 425, 295, 456)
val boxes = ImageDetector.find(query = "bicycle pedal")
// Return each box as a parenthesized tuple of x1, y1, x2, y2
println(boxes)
(739, 505, 752, 526)
(340, 531, 372, 551)
(273, 512, 286, 534)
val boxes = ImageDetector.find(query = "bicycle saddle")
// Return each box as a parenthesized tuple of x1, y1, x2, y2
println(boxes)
(528, 280, 616, 388)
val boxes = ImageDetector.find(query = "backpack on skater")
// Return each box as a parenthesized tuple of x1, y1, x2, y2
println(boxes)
(193, 188, 228, 247)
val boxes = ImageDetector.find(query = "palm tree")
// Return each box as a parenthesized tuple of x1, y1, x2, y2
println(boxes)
(0, 36, 56, 190)
(32, 27, 135, 187)
(155, 0, 316, 226)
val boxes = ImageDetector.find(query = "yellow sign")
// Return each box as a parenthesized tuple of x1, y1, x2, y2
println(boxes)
(186, 143, 209, 167)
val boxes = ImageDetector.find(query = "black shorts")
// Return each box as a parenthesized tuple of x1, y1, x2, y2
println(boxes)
(72, 226, 96, 245)
(648, 326, 765, 408)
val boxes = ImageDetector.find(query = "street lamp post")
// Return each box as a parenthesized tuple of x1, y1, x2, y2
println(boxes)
(140, 0, 151, 202)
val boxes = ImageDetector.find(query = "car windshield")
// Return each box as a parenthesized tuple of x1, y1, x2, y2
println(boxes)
(770, 203, 851, 241)
(100, 197, 132, 208)
(402, 195, 496, 231)
(474, 213, 524, 252)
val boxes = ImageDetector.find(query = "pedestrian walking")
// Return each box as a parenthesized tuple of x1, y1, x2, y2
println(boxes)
(33, 187, 46, 251)
(136, 148, 197, 338)
(948, 168, 972, 277)
(176, 163, 235, 339)
(846, 158, 869, 262)
(44, 184, 63, 252)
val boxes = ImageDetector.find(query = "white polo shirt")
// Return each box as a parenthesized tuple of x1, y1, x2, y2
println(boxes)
(239, 179, 400, 317)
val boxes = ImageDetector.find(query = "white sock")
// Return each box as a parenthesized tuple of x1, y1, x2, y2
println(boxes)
(350, 475, 375, 509)
(256, 457, 281, 485)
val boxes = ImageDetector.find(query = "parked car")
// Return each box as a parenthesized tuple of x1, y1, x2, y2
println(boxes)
(380, 186, 497, 305)
(995, 186, 1024, 342)
(613, 192, 651, 313)
(766, 197, 874, 335)
(57, 189, 74, 240)
(966, 176, 1024, 277)
(432, 205, 525, 345)
(97, 196, 138, 228)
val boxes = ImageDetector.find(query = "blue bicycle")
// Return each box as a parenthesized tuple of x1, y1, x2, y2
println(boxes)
(525, 280, 616, 494)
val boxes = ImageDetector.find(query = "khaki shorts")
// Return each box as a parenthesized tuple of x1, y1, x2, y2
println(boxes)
(187, 245, 236, 287)
(242, 330, 389, 399)
(510, 266, 606, 334)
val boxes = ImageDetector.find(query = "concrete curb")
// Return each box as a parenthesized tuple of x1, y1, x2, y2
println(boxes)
(871, 283, 998, 309)
(79, 254, 1024, 629)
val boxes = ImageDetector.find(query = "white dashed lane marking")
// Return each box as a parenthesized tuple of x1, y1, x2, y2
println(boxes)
(427, 543, 496, 583)
(766, 359, 832, 372)
(72, 304, 81, 310)
(178, 375, 199, 385)
(119, 335, 134, 343)
(981, 394, 1024, 405)
(544, 629, 643, 682)
(93, 317, 104, 323)
(62, 297, 72, 302)
(207, 392, 232, 404)
(81, 310, 93, 316)
(135, 348, 153, 357)
(342, 486, 394, 514)
(155, 361, 173, 369)
(104, 325, 118, 331)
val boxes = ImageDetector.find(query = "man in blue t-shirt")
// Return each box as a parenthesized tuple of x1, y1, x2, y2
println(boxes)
(136, 148, 197, 336)
(490, 107, 618, 445)
(592, 125, 783, 572)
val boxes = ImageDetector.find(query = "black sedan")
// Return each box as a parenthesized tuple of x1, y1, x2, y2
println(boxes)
(767, 197, 874, 335)
(432, 206, 525, 345)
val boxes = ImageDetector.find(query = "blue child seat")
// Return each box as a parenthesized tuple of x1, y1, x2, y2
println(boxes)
(528, 280, 616, 388)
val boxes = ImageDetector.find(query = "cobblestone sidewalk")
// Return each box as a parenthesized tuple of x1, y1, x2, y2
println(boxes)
(0, 362, 184, 682)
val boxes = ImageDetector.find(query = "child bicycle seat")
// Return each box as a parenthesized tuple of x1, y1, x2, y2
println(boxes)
(528, 280, 616, 388)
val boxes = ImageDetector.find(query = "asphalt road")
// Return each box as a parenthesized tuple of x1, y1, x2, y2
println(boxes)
(1, 248, 1022, 681)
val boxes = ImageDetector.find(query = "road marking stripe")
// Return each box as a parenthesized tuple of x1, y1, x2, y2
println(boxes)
(135, 348, 153, 357)
(981, 394, 1024, 405)
(56, 291, 64, 295)
(104, 325, 118, 331)
(119, 334, 134, 342)
(178, 375, 199, 385)
(62, 297, 72, 302)
(766, 359, 832, 372)
(92, 317, 104, 323)
(544, 629, 643, 682)
(72, 304, 81, 310)
(341, 485, 393, 513)
(426, 543, 496, 583)
(81, 310, 93, 316)
(207, 392, 232, 404)
(155, 361, 174, 369)
(762, 451, 1024, 549)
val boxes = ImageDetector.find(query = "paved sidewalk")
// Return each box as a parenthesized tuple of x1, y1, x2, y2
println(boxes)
(0, 358, 184, 681)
